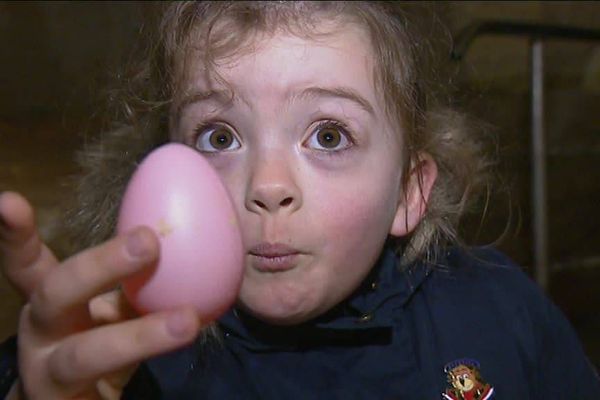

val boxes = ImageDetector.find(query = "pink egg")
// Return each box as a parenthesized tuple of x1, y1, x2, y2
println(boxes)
(116, 143, 244, 322)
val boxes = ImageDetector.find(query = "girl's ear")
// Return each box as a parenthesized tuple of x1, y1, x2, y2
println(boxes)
(389, 152, 438, 237)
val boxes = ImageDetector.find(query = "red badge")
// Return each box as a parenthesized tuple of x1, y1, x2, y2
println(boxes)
(442, 358, 494, 400)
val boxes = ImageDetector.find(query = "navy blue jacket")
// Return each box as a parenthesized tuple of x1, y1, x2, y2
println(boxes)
(123, 246, 600, 399)
(2, 247, 599, 398)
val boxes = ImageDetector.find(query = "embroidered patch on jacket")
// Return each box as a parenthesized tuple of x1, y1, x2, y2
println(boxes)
(441, 358, 494, 400)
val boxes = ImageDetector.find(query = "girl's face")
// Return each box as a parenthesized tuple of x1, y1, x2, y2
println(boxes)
(173, 25, 411, 325)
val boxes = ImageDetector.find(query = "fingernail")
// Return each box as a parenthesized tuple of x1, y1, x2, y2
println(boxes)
(166, 309, 196, 338)
(126, 229, 150, 259)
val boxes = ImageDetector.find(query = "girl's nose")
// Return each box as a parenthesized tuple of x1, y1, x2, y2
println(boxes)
(245, 155, 302, 215)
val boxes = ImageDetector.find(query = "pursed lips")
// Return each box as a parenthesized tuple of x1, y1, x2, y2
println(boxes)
(248, 242, 301, 272)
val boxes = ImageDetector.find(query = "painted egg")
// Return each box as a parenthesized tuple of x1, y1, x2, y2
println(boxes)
(116, 143, 244, 322)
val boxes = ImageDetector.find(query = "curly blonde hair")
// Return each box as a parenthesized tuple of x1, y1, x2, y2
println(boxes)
(62, 1, 491, 266)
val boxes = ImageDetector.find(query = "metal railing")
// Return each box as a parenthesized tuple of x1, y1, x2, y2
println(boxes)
(452, 21, 600, 290)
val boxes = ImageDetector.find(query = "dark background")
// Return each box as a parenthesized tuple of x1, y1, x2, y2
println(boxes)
(1, 1, 599, 369)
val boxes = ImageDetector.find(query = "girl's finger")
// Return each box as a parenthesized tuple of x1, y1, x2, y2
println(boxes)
(28, 226, 159, 336)
(89, 289, 138, 325)
(0, 191, 58, 298)
(95, 364, 139, 400)
(96, 377, 124, 400)
(47, 307, 201, 388)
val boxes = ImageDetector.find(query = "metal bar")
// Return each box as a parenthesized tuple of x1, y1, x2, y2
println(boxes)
(531, 40, 549, 290)
(451, 20, 600, 288)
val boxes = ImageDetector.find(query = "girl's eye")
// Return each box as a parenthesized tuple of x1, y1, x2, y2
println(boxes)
(194, 124, 241, 153)
(305, 121, 353, 152)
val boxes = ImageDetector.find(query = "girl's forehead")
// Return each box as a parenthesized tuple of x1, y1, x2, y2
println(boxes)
(173, 26, 404, 155)
(178, 25, 383, 112)
(183, 17, 371, 75)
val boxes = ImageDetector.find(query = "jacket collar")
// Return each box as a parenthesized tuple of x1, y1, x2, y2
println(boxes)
(218, 246, 432, 351)
(144, 246, 434, 389)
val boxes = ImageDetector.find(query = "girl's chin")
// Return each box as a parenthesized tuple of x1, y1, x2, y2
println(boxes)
(236, 298, 323, 326)
(237, 281, 323, 325)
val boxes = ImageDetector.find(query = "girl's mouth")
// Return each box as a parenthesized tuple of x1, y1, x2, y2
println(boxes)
(249, 243, 301, 272)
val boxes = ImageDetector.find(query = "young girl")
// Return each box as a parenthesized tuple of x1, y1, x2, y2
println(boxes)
(1, 2, 598, 399)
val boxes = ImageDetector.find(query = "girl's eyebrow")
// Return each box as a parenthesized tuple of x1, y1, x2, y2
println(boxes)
(294, 86, 375, 116)
(175, 89, 239, 119)
(175, 85, 375, 118)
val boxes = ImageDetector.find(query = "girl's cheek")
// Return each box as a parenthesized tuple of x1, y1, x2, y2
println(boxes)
(199, 153, 240, 174)
(314, 162, 401, 242)
(314, 186, 385, 238)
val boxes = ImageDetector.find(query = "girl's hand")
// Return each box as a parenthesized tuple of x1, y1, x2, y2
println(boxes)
(0, 192, 202, 400)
